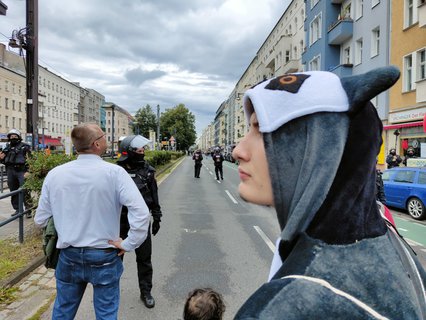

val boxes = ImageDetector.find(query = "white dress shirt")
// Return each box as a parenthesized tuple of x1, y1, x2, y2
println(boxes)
(34, 154, 150, 252)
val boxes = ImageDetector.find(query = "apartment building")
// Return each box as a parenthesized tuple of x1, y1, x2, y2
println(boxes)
(38, 66, 80, 147)
(387, 0, 426, 159)
(79, 87, 105, 124)
(102, 102, 133, 153)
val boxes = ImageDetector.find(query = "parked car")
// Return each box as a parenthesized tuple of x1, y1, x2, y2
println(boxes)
(382, 167, 426, 220)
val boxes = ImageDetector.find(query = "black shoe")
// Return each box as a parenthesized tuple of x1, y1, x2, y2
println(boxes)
(221, 177, 224, 180)
(141, 293, 155, 308)
(26, 213, 32, 219)
(11, 210, 18, 217)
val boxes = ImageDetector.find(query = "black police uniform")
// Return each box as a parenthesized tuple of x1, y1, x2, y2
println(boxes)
(212, 152, 224, 180)
(192, 151, 203, 178)
(118, 158, 162, 307)
(1, 140, 31, 215)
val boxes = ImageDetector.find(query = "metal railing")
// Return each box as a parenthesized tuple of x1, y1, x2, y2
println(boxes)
(0, 188, 33, 243)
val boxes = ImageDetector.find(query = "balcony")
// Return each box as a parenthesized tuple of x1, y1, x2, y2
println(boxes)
(329, 63, 353, 78)
(282, 59, 300, 74)
(416, 78, 426, 103)
(328, 18, 353, 45)
(419, 1, 426, 28)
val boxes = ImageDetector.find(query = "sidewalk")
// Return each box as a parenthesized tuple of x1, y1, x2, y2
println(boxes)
(0, 265, 56, 320)
(0, 192, 34, 241)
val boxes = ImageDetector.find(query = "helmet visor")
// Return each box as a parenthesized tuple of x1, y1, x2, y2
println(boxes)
(130, 135, 151, 149)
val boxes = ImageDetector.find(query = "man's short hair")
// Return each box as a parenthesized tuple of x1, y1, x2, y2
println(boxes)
(71, 123, 99, 152)
(183, 288, 225, 320)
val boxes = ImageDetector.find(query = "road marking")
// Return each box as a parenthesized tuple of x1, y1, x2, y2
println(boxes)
(253, 226, 275, 253)
(225, 190, 238, 204)
(398, 228, 408, 232)
(405, 238, 424, 247)
(414, 222, 426, 228)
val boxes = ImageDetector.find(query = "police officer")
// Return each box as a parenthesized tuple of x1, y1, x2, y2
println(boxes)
(212, 148, 224, 180)
(0, 129, 31, 217)
(385, 148, 402, 169)
(192, 149, 203, 178)
(117, 135, 162, 308)
(403, 146, 417, 166)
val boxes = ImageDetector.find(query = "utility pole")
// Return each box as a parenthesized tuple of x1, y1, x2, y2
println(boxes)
(26, 0, 39, 150)
(157, 104, 160, 150)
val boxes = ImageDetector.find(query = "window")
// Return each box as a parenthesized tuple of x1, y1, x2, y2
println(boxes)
(418, 172, 426, 184)
(394, 170, 415, 183)
(404, 54, 413, 91)
(418, 49, 426, 81)
(355, 39, 363, 65)
(404, 0, 418, 28)
(285, 50, 290, 63)
(5, 98, 8, 109)
(18, 102, 22, 112)
(371, 27, 380, 57)
(355, 0, 363, 20)
(343, 46, 351, 64)
(310, 14, 322, 45)
(309, 55, 321, 71)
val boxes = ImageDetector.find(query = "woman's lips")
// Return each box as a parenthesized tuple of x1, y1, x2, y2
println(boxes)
(238, 168, 250, 180)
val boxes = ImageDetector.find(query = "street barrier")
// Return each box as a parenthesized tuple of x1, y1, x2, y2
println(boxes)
(0, 188, 32, 243)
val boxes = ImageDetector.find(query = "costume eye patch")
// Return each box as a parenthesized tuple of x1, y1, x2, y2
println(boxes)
(265, 74, 311, 93)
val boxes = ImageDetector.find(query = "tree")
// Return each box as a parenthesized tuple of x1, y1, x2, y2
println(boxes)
(133, 104, 157, 137)
(160, 104, 196, 151)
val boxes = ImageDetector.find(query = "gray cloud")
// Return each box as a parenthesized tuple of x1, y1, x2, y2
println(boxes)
(0, 0, 290, 135)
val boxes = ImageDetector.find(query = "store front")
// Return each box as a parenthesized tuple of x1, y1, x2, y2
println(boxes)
(385, 107, 426, 163)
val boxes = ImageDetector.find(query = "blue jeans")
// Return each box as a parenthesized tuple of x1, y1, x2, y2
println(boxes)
(53, 247, 123, 320)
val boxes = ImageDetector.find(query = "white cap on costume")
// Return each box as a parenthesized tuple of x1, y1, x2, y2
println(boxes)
(243, 71, 349, 133)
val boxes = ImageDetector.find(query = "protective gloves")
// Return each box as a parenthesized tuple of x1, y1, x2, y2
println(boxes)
(152, 219, 161, 236)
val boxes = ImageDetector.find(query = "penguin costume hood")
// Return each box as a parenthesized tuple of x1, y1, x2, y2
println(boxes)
(235, 67, 426, 319)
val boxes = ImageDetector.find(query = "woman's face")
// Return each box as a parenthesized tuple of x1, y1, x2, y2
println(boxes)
(232, 112, 274, 206)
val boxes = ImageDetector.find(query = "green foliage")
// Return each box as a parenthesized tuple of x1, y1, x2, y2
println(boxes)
(0, 287, 19, 305)
(160, 104, 196, 151)
(24, 151, 75, 205)
(133, 104, 157, 137)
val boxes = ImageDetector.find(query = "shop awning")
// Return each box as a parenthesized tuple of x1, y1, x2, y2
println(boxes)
(383, 121, 423, 130)
(39, 137, 63, 146)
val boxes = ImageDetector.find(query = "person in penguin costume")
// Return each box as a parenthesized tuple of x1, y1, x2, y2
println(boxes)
(232, 66, 426, 319)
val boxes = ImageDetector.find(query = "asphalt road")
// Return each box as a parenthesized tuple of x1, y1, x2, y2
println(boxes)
(40, 156, 426, 319)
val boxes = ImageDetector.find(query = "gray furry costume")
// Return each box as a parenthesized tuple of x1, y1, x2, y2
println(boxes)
(235, 67, 426, 319)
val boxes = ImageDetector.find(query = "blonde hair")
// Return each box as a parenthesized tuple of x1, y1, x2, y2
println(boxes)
(71, 123, 100, 152)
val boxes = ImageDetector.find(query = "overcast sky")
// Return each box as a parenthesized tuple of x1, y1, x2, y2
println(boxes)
(0, 0, 290, 136)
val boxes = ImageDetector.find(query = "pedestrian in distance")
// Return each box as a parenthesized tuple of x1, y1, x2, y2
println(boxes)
(183, 288, 226, 320)
(0, 129, 32, 218)
(386, 148, 402, 168)
(212, 148, 224, 180)
(193, 149, 203, 178)
(232, 67, 426, 319)
(117, 135, 162, 309)
(34, 123, 150, 320)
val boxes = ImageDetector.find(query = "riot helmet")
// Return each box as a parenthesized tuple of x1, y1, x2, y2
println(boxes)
(7, 129, 22, 140)
(118, 135, 151, 162)
(389, 148, 396, 155)
(7, 129, 22, 146)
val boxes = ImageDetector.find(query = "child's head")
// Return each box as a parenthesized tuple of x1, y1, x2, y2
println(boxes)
(183, 288, 225, 320)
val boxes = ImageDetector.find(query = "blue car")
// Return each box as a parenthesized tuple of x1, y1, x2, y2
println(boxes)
(382, 167, 426, 220)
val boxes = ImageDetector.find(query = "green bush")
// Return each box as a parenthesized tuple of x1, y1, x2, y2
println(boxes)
(24, 151, 75, 205)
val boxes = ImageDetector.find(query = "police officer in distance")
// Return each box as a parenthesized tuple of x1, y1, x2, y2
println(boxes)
(117, 135, 162, 308)
(0, 129, 32, 217)
(212, 147, 224, 180)
(192, 149, 203, 178)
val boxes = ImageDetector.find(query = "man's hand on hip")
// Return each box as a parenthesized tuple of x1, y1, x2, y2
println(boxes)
(108, 238, 126, 256)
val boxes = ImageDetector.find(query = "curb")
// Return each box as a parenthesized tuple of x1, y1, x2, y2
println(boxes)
(0, 254, 45, 288)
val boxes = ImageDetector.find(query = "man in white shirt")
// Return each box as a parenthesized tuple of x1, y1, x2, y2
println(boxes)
(35, 123, 150, 320)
